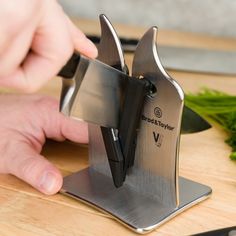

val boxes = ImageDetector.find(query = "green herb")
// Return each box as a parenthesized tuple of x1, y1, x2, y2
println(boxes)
(185, 89, 236, 160)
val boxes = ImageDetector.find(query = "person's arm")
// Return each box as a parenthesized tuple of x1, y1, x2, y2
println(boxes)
(0, 0, 97, 92)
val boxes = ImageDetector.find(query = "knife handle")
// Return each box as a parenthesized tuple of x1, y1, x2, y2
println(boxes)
(58, 53, 80, 78)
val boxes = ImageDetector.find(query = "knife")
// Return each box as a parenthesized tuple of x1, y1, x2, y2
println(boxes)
(59, 53, 130, 129)
(181, 106, 211, 134)
(59, 53, 211, 133)
(87, 35, 236, 76)
(192, 226, 236, 236)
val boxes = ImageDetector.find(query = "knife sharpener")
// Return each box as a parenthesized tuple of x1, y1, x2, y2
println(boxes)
(60, 15, 212, 234)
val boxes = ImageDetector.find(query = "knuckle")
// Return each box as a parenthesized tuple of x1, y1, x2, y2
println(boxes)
(0, 140, 12, 173)
(58, 46, 74, 65)
(18, 156, 37, 178)
(0, 138, 21, 174)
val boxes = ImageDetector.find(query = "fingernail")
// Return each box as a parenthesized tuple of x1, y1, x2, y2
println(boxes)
(39, 171, 58, 194)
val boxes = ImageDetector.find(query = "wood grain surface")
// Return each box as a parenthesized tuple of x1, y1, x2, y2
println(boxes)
(0, 18, 235, 236)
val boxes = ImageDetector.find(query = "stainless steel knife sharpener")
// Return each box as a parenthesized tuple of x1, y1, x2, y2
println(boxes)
(60, 15, 212, 234)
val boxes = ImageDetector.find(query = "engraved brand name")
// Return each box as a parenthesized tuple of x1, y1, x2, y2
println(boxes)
(142, 115, 175, 131)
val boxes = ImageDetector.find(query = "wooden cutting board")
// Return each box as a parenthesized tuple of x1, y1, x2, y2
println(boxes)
(0, 18, 235, 236)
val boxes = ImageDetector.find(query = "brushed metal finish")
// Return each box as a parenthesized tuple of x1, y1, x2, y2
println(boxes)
(89, 123, 111, 175)
(130, 27, 184, 208)
(61, 168, 212, 234)
(97, 14, 126, 70)
(60, 55, 128, 128)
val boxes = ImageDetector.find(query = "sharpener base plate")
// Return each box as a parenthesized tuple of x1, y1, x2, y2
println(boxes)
(60, 168, 212, 234)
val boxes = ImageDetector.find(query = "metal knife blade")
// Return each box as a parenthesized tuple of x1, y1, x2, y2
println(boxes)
(182, 106, 211, 134)
(159, 46, 236, 76)
(59, 54, 211, 133)
(59, 54, 128, 129)
(87, 35, 236, 75)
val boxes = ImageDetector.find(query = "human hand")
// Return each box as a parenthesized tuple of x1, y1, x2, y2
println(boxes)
(0, 94, 88, 195)
(0, 0, 97, 92)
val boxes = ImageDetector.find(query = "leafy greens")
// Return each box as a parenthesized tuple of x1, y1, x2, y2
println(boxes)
(185, 89, 236, 160)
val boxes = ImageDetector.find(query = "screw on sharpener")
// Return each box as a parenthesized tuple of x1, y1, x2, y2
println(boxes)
(60, 15, 212, 233)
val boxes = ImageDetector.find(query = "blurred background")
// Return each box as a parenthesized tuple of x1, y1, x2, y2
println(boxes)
(59, 0, 236, 38)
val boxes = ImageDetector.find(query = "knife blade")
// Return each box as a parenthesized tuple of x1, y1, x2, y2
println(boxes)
(87, 35, 236, 75)
(182, 106, 211, 134)
(59, 53, 211, 133)
(59, 53, 128, 129)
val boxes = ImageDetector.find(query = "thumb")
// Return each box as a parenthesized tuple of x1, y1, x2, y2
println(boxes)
(7, 142, 62, 195)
